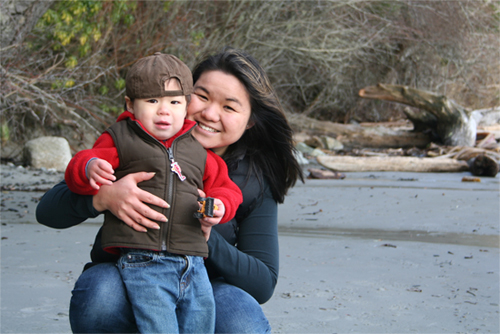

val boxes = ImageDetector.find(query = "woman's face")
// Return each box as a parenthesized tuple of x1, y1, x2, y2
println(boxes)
(187, 70, 252, 156)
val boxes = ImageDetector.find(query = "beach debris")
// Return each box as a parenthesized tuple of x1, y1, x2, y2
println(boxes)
(462, 176, 481, 182)
(300, 209, 323, 215)
(359, 83, 479, 147)
(407, 286, 422, 293)
(468, 154, 499, 177)
(307, 168, 345, 179)
(305, 135, 344, 151)
(317, 155, 469, 173)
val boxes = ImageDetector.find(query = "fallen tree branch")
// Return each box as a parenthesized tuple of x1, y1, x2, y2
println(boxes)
(317, 155, 469, 173)
(287, 113, 431, 149)
(359, 83, 477, 147)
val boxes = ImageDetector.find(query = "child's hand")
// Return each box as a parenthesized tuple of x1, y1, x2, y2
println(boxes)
(87, 158, 116, 190)
(199, 200, 224, 241)
(199, 198, 225, 226)
(196, 190, 225, 241)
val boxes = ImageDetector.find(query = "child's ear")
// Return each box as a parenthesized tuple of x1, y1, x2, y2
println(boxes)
(125, 96, 134, 112)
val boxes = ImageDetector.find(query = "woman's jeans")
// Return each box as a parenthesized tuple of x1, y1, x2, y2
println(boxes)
(69, 262, 271, 333)
(117, 250, 214, 333)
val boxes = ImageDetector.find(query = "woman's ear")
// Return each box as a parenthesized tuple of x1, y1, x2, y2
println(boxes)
(125, 96, 134, 112)
(246, 121, 255, 130)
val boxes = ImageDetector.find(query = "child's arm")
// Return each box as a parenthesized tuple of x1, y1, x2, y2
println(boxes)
(202, 151, 243, 224)
(65, 132, 119, 195)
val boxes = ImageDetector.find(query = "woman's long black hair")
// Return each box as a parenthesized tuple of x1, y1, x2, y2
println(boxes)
(192, 47, 303, 203)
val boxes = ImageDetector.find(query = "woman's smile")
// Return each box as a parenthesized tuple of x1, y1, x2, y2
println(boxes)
(197, 122, 219, 133)
(187, 70, 251, 155)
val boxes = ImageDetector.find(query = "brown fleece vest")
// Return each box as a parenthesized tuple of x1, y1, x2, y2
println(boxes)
(101, 118, 209, 257)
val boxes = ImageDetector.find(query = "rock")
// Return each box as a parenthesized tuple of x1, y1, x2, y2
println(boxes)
(321, 136, 344, 151)
(292, 132, 310, 144)
(293, 150, 309, 165)
(23, 136, 72, 172)
(310, 148, 326, 157)
(304, 135, 344, 151)
(295, 142, 315, 155)
(304, 136, 324, 149)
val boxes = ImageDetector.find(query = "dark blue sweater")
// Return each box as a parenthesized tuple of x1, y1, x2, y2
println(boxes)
(36, 156, 279, 304)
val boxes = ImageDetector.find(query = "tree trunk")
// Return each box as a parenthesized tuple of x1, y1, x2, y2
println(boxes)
(0, 0, 55, 49)
(359, 83, 477, 147)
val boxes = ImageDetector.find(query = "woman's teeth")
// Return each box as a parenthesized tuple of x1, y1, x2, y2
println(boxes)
(199, 123, 217, 133)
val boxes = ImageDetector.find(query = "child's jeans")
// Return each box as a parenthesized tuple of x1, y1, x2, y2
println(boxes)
(117, 249, 215, 334)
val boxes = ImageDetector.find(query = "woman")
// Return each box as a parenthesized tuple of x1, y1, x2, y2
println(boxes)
(36, 47, 303, 333)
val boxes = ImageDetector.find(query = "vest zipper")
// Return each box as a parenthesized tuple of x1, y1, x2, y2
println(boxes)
(130, 119, 194, 252)
(162, 147, 176, 251)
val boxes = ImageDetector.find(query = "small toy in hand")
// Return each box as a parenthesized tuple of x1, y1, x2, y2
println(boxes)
(193, 197, 219, 218)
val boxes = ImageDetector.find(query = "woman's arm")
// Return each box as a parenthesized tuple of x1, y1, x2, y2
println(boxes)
(205, 173, 279, 304)
(36, 180, 100, 229)
(36, 172, 170, 231)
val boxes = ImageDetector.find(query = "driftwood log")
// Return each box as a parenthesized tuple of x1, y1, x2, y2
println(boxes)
(317, 155, 469, 173)
(287, 114, 431, 149)
(359, 84, 477, 147)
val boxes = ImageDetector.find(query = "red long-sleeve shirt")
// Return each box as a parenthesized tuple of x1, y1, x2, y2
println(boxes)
(65, 111, 242, 224)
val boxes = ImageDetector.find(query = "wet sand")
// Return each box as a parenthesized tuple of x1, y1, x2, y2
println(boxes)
(1, 164, 499, 333)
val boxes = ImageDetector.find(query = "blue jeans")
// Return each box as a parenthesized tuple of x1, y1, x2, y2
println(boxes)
(69, 262, 271, 333)
(117, 250, 214, 333)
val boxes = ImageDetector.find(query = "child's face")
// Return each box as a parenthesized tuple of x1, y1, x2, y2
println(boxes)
(126, 79, 187, 141)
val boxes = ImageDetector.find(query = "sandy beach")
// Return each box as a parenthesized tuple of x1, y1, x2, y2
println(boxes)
(1, 163, 499, 333)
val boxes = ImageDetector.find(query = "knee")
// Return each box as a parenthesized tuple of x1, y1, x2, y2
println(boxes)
(70, 263, 135, 333)
(212, 280, 271, 334)
(71, 263, 124, 310)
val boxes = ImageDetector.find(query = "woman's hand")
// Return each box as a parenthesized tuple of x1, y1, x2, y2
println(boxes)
(92, 172, 169, 232)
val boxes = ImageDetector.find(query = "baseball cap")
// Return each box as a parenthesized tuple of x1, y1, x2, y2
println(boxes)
(125, 52, 193, 100)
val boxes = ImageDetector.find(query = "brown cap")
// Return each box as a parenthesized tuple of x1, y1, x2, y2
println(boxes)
(125, 52, 193, 100)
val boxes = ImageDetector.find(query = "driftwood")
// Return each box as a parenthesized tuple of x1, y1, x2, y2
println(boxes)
(468, 154, 499, 177)
(288, 114, 431, 149)
(359, 83, 477, 147)
(317, 155, 469, 173)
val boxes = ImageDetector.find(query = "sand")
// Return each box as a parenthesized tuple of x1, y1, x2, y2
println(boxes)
(1, 163, 499, 333)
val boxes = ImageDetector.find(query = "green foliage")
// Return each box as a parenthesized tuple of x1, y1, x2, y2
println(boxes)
(10, 0, 497, 131)
(114, 78, 126, 91)
(190, 31, 205, 47)
(51, 80, 64, 90)
(36, 0, 137, 58)
(100, 103, 120, 116)
(366, 1, 403, 18)
(163, 1, 172, 12)
(65, 55, 78, 69)
(0, 123, 10, 143)
(27, 0, 140, 118)
(99, 85, 109, 96)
